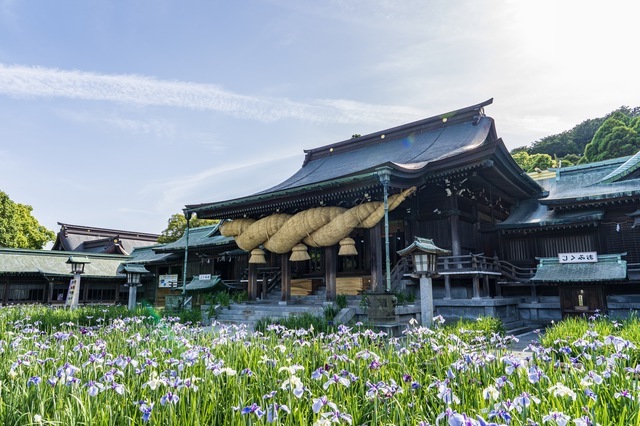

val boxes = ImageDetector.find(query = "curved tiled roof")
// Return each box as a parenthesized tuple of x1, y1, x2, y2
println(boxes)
(259, 115, 493, 194)
(599, 151, 640, 183)
(0, 248, 128, 278)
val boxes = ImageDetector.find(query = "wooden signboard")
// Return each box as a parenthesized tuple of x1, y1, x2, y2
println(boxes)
(65, 279, 79, 307)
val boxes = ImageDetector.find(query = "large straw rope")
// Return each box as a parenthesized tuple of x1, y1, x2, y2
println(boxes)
(219, 186, 416, 252)
(303, 187, 415, 247)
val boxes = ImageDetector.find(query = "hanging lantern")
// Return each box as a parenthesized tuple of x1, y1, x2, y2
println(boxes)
(249, 248, 267, 264)
(338, 237, 358, 256)
(289, 243, 311, 262)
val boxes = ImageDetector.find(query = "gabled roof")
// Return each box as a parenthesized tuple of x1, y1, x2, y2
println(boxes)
(52, 223, 160, 255)
(497, 199, 604, 232)
(186, 99, 542, 219)
(531, 254, 627, 283)
(499, 154, 640, 231)
(599, 151, 640, 183)
(128, 245, 179, 264)
(0, 248, 128, 279)
(262, 100, 494, 193)
(537, 156, 640, 208)
(154, 223, 236, 253)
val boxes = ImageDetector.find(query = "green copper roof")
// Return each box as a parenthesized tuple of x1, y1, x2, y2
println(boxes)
(182, 275, 221, 292)
(397, 237, 451, 256)
(600, 152, 640, 183)
(156, 223, 235, 252)
(0, 248, 129, 278)
(531, 254, 627, 283)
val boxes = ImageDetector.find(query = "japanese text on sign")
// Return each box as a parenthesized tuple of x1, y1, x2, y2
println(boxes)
(558, 252, 598, 264)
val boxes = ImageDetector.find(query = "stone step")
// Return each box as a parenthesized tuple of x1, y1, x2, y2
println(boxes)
(506, 326, 533, 337)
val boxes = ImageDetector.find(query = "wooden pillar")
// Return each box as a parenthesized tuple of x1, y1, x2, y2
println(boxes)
(82, 280, 89, 305)
(369, 223, 383, 292)
(530, 283, 538, 303)
(3, 280, 9, 305)
(443, 257, 452, 299)
(483, 275, 490, 298)
(46, 279, 54, 304)
(444, 275, 452, 300)
(472, 275, 481, 299)
(261, 270, 268, 300)
(449, 197, 461, 257)
(325, 246, 337, 302)
(495, 280, 503, 298)
(248, 264, 258, 301)
(280, 255, 290, 303)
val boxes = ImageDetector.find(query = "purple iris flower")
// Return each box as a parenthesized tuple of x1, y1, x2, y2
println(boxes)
(241, 403, 265, 418)
(160, 391, 179, 405)
(27, 376, 41, 387)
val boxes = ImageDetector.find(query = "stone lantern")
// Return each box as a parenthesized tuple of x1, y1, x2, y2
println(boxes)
(398, 237, 450, 327)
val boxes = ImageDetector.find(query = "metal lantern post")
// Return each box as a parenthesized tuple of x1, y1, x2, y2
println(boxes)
(397, 237, 450, 327)
(65, 256, 90, 309)
(376, 167, 393, 293)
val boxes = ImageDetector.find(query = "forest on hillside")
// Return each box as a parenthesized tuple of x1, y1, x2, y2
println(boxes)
(511, 106, 640, 172)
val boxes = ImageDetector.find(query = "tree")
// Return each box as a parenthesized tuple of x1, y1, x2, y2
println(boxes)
(0, 191, 55, 249)
(582, 112, 640, 163)
(511, 151, 531, 171)
(511, 151, 555, 172)
(510, 105, 640, 163)
(158, 213, 218, 244)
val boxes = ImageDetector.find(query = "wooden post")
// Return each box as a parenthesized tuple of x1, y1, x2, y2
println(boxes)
(483, 275, 490, 298)
(449, 197, 461, 257)
(472, 275, 481, 299)
(280, 255, 290, 304)
(369, 223, 383, 292)
(444, 275, 452, 299)
(495, 280, 503, 298)
(46, 279, 54, 304)
(261, 270, 268, 300)
(325, 246, 337, 302)
(248, 264, 258, 301)
(443, 257, 452, 299)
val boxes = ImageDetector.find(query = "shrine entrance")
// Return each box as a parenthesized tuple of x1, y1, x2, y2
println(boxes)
(559, 286, 606, 318)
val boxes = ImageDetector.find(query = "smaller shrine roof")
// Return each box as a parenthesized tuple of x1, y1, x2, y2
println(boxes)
(531, 254, 627, 283)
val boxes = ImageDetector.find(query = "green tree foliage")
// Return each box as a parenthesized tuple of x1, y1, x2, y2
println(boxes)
(559, 153, 580, 167)
(511, 151, 555, 172)
(158, 213, 218, 244)
(0, 191, 55, 249)
(511, 106, 640, 165)
(582, 112, 640, 163)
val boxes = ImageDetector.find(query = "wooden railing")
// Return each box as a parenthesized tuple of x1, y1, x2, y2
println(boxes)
(438, 253, 500, 274)
(494, 259, 536, 282)
(390, 256, 410, 290)
(258, 267, 282, 293)
(384, 253, 535, 283)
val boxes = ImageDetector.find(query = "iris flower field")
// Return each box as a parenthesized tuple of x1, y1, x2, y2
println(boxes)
(1, 305, 639, 425)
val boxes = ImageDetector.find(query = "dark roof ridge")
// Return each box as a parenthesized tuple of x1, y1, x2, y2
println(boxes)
(302, 99, 493, 166)
(57, 222, 160, 239)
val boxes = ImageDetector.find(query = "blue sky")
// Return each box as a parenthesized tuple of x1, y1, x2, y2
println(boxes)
(1, 0, 640, 237)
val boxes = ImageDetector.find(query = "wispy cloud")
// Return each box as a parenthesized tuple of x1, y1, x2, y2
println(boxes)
(57, 109, 178, 138)
(143, 152, 302, 210)
(0, 63, 424, 125)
